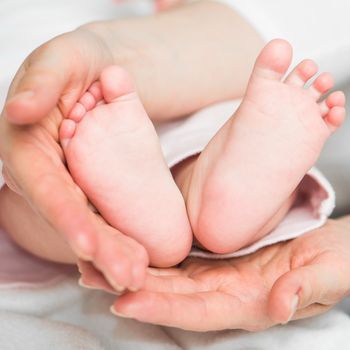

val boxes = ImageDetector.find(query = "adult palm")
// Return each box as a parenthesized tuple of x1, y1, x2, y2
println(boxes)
(93, 217, 350, 331)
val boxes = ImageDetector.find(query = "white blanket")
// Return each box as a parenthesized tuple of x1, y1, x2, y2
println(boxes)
(0, 228, 350, 350)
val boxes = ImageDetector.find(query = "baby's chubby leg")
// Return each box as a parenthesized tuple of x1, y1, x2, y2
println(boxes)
(0, 185, 149, 291)
(0, 185, 76, 263)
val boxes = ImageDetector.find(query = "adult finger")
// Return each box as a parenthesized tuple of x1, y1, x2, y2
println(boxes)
(78, 260, 118, 294)
(142, 272, 202, 294)
(293, 303, 333, 321)
(78, 264, 196, 294)
(5, 37, 74, 124)
(113, 290, 267, 331)
(0, 128, 97, 259)
(268, 261, 347, 324)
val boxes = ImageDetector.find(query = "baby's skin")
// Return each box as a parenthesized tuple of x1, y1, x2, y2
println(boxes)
(185, 39, 345, 253)
(60, 67, 192, 268)
(60, 40, 345, 271)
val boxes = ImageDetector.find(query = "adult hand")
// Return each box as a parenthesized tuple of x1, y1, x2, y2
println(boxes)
(0, 25, 149, 288)
(0, 26, 113, 257)
(79, 216, 350, 331)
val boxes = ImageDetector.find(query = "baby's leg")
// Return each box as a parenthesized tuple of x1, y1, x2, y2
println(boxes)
(0, 185, 76, 263)
(60, 66, 192, 267)
(176, 39, 345, 254)
(0, 185, 149, 291)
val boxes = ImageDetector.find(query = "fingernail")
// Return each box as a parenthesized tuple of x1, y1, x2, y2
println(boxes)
(110, 306, 130, 318)
(112, 284, 125, 293)
(78, 277, 98, 290)
(106, 276, 125, 292)
(128, 287, 139, 292)
(282, 295, 299, 325)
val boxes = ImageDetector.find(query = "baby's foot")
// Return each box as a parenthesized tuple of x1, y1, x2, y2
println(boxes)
(60, 66, 192, 268)
(186, 39, 345, 254)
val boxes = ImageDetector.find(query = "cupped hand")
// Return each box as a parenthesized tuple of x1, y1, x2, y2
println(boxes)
(0, 25, 149, 289)
(79, 216, 350, 331)
(1, 26, 112, 252)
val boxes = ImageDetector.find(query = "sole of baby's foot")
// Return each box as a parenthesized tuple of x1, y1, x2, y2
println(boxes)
(60, 66, 192, 267)
(186, 39, 345, 254)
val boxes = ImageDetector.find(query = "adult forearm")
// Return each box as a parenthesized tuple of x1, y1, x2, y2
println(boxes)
(83, 1, 264, 121)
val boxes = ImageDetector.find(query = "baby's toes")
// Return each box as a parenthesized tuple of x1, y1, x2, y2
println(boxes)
(59, 119, 76, 149)
(319, 91, 346, 132)
(79, 91, 97, 112)
(88, 81, 103, 102)
(100, 65, 136, 103)
(78, 81, 103, 112)
(68, 93, 95, 122)
(324, 106, 346, 132)
(285, 59, 318, 87)
(68, 81, 103, 122)
(68, 102, 86, 122)
(308, 72, 334, 100)
(319, 91, 346, 116)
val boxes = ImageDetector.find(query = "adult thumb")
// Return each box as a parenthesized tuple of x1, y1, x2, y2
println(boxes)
(5, 40, 71, 124)
(268, 261, 344, 324)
